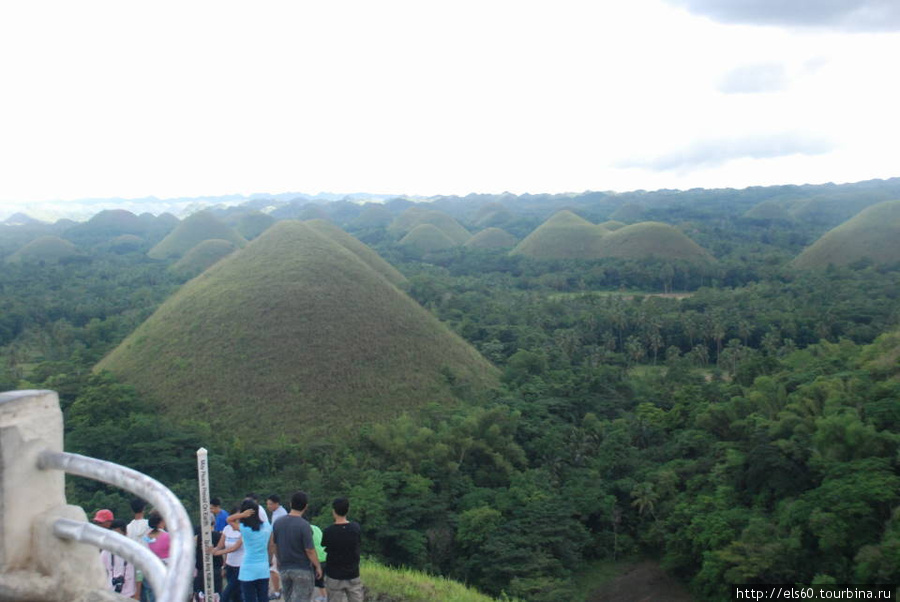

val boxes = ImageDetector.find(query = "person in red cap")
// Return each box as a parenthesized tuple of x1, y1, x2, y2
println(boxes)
(93, 509, 115, 529)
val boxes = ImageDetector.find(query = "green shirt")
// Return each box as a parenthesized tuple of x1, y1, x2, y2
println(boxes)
(311, 523, 327, 562)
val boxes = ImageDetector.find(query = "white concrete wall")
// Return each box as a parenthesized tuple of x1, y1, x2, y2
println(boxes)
(0, 390, 111, 602)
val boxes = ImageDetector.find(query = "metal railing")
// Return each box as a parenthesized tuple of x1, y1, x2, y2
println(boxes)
(37, 450, 194, 602)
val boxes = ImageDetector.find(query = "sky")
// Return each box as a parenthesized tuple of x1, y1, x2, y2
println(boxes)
(1, 0, 899, 218)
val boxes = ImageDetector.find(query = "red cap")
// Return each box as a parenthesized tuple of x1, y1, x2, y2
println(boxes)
(93, 509, 114, 523)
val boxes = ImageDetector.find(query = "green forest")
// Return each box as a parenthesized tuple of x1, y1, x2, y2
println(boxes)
(2, 178, 900, 601)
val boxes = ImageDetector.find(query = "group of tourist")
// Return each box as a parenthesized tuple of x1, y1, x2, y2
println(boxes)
(91, 492, 362, 602)
(91, 498, 167, 600)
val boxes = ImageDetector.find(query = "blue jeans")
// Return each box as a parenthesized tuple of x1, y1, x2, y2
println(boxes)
(240, 578, 268, 602)
(222, 565, 242, 602)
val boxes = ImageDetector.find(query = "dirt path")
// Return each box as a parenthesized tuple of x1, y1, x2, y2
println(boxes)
(586, 561, 694, 602)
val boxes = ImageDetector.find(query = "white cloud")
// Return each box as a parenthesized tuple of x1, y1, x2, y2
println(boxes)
(0, 0, 897, 211)
(717, 63, 788, 94)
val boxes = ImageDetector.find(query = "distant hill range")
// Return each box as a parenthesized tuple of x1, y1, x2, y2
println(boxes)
(792, 200, 900, 269)
(3, 176, 900, 264)
(95, 221, 498, 443)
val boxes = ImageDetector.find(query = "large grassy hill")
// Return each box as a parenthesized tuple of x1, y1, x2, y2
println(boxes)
(148, 210, 246, 259)
(305, 219, 407, 286)
(792, 200, 900, 269)
(595, 222, 715, 263)
(96, 220, 499, 443)
(510, 210, 608, 259)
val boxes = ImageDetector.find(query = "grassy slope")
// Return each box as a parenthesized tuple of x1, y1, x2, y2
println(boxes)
(793, 199, 900, 268)
(464, 228, 518, 249)
(595, 221, 715, 263)
(97, 221, 498, 443)
(170, 239, 237, 278)
(147, 211, 247, 259)
(361, 559, 509, 602)
(390, 208, 471, 244)
(597, 220, 626, 231)
(235, 211, 276, 240)
(305, 219, 407, 285)
(399, 224, 458, 255)
(415, 211, 471, 244)
(511, 210, 608, 259)
(7, 236, 78, 263)
(389, 207, 430, 235)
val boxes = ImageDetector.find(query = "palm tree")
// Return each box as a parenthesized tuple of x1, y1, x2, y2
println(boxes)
(630, 482, 658, 520)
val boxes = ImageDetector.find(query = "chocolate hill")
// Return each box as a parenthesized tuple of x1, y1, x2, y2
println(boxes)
(511, 210, 608, 259)
(595, 222, 715, 263)
(148, 210, 246, 259)
(96, 221, 499, 442)
(792, 200, 900, 269)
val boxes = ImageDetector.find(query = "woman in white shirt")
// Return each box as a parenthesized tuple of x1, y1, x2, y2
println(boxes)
(209, 506, 244, 602)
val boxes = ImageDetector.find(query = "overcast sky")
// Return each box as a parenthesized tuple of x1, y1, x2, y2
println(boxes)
(1, 0, 898, 214)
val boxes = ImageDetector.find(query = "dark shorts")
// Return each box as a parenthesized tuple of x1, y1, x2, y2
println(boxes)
(315, 562, 326, 589)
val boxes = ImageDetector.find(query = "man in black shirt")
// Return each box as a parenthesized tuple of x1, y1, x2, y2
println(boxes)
(321, 497, 363, 602)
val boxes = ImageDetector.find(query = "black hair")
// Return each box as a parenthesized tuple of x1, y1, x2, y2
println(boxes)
(110, 519, 128, 533)
(290, 491, 308, 512)
(148, 510, 164, 530)
(240, 499, 262, 531)
(332, 497, 350, 517)
(210, 497, 222, 507)
(130, 498, 147, 514)
(245, 492, 258, 501)
(267, 494, 281, 504)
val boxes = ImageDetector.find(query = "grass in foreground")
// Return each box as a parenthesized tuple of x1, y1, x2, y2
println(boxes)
(361, 559, 516, 602)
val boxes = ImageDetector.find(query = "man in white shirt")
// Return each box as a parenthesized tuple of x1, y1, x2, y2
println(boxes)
(126, 498, 150, 601)
(267, 494, 288, 524)
(267, 494, 288, 599)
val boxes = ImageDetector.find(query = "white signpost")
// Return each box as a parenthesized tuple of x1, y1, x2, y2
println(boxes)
(197, 448, 215, 602)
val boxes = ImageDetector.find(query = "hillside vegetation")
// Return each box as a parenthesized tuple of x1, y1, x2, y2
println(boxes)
(148, 210, 246, 259)
(511, 210, 608, 259)
(464, 228, 518, 250)
(305, 219, 407, 286)
(96, 220, 499, 443)
(234, 211, 276, 240)
(594, 222, 715, 263)
(391, 209, 471, 244)
(6, 235, 79, 263)
(793, 200, 900, 268)
(169, 239, 237, 279)
(361, 559, 510, 602)
(399, 224, 459, 256)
